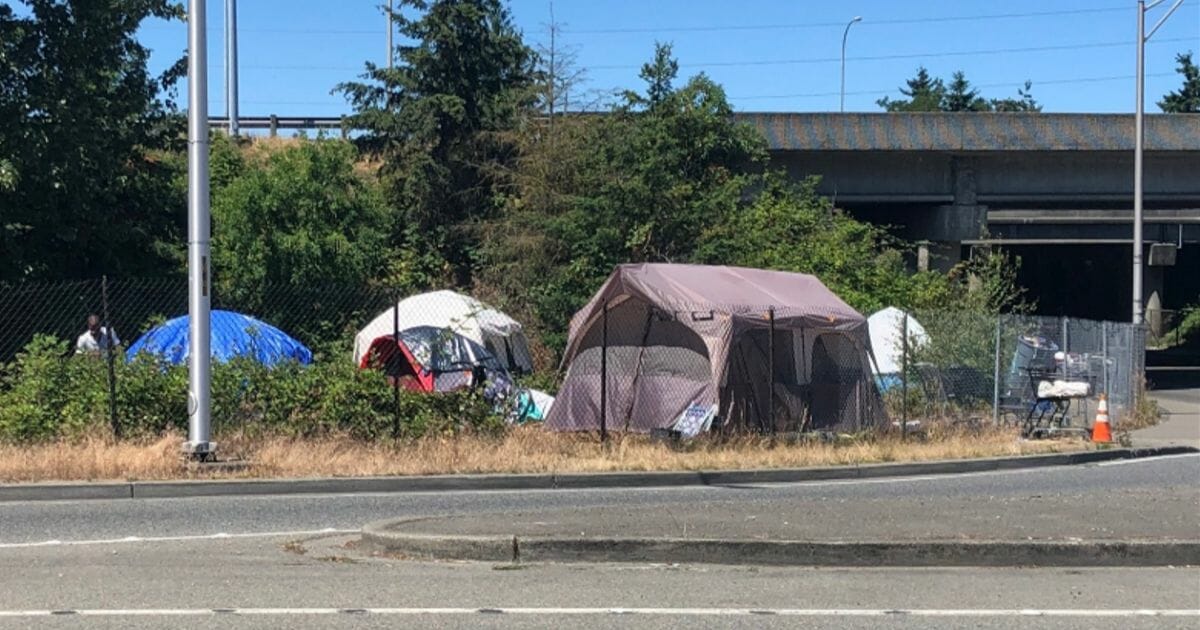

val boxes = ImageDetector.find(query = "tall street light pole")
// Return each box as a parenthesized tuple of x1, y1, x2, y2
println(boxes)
(840, 16, 862, 113)
(186, 0, 215, 460)
(1133, 0, 1184, 324)
(387, 0, 393, 69)
(225, 0, 238, 137)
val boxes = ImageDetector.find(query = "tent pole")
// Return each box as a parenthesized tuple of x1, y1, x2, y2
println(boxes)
(622, 307, 655, 432)
(600, 300, 608, 443)
(768, 308, 775, 435)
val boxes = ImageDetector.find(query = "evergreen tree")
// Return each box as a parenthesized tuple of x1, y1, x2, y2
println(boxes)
(876, 67, 945, 112)
(1158, 52, 1200, 113)
(623, 42, 680, 109)
(942, 71, 990, 112)
(991, 81, 1042, 112)
(338, 0, 538, 287)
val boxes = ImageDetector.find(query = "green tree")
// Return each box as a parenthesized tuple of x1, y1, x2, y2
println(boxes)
(211, 139, 393, 338)
(876, 67, 945, 112)
(481, 44, 765, 350)
(623, 41, 680, 108)
(0, 0, 187, 282)
(337, 0, 538, 288)
(878, 68, 1039, 113)
(942, 71, 990, 112)
(1158, 51, 1200, 113)
(991, 81, 1041, 112)
(694, 175, 953, 314)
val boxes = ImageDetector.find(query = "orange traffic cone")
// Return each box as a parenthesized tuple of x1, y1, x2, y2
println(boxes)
(1091, 394, 1112, 443)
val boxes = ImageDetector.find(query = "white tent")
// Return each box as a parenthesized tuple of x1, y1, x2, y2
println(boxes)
(354, 290, 535, 373)
(866, 307, 929, 375)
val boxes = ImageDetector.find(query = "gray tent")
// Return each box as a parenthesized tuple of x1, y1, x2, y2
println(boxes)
(545, 264, 886, 434)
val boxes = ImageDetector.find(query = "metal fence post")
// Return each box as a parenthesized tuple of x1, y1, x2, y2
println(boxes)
(1102, 320, 1109, 398)
(992, 314, 1002, 425)
(600, 300, 608, 443)
(101, 276, 120, 439)
(900, 312, 908, 440)
(392, 290, 401, 439)
(768, 307, 776, 435)
(1061, 316, 1069, 379)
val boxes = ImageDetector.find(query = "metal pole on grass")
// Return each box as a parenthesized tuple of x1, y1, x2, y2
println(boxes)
(1134, 0, 1186, 323)
(900, 312, 908, 440)
(768, 307, 776, 434)
(392, 291, 401, 439)
(224, 0, 239, 137)
(101, 276, 120, 439)
(600, 301, 608, 443)
(185, 0, 215, 460)
(992, 314, 1002, 425)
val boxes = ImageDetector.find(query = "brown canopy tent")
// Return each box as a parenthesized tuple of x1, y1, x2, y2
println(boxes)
(545, 264, 886, 434)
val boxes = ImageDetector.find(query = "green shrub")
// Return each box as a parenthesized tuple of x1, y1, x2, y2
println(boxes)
(0, 336, 504, 442)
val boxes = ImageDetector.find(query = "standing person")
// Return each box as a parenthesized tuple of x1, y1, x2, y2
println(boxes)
(75, 314, 119, 355)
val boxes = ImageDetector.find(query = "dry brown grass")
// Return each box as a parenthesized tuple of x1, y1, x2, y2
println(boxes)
(0, 426, 1089, 483)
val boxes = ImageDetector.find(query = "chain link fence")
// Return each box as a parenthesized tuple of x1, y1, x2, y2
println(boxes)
(0, 277, 1148, 440)
(885, 310, 1146, 436)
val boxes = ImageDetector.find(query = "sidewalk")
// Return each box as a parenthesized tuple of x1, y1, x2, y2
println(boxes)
(383, 486, 1199, 544)
(1137, 388, 1200, 448)
(362, 456, 1200, 566)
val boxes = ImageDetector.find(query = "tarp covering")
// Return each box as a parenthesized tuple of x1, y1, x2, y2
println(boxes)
(546, 264, 885, 434)
(354, 290, 534, 373)
(126, 310, 312, 366)
(866, 307, 929, 375)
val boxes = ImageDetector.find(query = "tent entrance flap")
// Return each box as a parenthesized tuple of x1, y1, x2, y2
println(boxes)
(722, 327, 806, 433)
(810, 332, 877, 431)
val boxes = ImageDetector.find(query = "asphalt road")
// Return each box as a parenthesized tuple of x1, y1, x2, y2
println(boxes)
(0, 455, 1196, 628)
(2, 453, 1197, 544)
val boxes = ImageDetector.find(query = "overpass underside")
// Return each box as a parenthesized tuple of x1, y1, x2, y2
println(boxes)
(748, 113, 1200, 321)
(769, 148, 1198, 321)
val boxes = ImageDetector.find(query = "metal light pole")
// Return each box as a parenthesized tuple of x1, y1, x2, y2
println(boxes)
(225, 0, 239, 136)
(186, 0, 215, 460)
(840, 16, 862, 112)
(386, 0, 393, 69)
(1134, 0, 1185, 323)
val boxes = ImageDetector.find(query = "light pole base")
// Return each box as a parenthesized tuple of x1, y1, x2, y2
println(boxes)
(182, 440, 218, 462)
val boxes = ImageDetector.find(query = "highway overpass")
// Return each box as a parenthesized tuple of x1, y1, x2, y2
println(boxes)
(742, 113, 1199, 320)
(212, 112, 1200, 320)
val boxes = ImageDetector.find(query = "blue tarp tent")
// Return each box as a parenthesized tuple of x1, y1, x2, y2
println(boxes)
(126, 310, 313, 366)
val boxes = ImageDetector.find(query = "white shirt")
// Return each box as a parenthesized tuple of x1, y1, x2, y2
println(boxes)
(76, 328, 120, 354)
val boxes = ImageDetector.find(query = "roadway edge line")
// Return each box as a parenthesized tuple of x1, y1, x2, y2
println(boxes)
(0, 445, 1193, 503)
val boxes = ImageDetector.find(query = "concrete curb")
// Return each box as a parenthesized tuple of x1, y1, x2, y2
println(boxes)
(360, 521, 1200, 568)
(0, 445, 1194, 503)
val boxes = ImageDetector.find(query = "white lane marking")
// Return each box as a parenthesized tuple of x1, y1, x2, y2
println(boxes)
(1098, 453, 1200, 466)
(0, 608, 1194, 617)
(0, 527, 355, 550)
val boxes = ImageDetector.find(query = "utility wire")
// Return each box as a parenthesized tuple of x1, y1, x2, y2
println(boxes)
(566, 3, 1174, 35)
(590, 36, 1196, 71)
(731, 72, 1178, 101)
(225, 34, 1190, 73)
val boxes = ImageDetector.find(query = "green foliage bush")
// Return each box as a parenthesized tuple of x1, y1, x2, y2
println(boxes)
(0, 337, 500, 444)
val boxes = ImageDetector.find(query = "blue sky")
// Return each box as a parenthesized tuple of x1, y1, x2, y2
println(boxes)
(132, 0, 1200, 116)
